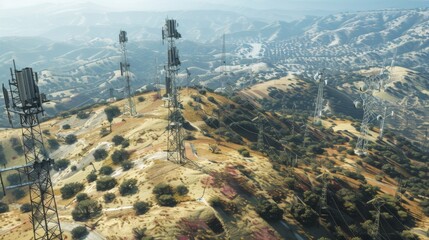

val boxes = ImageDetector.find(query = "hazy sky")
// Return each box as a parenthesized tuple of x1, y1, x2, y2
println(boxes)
(0, 0, 428, 11)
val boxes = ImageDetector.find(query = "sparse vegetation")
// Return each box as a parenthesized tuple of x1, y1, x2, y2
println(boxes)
(60, 182, 84, 199)
(133, 201, 150, 215)
(65, 134, 77, 144)
(255, 198, 284, 221)
(47, 138, 60, 150)
(62, 124, 71, 130)
(96, 177, 117, 191)
(121, 161, 134, 171)
(112, 135, 125, 146)
(76, 193, 90, 202)
(71, 199, 101, 221)
(93, 148, 108, 161)
(76, 111, 90, 119)
(86, 172, 97, 182)
(103, 193, 116, 203)
(99, 166, 113, 175)
(20, 203, 32, 213)
(71, 226, 89, 240)
(111, 149, 130, 164)
(53, 159, 70, 171)
(0, 202, 9, 213)
(119, 178, 138, 196)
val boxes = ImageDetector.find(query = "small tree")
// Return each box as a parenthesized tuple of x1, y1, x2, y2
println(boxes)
(111, 149, 130, 165)
(62, 124, 71, 130)
(0, 202, 9, 213)
(86, 172, 97, 183)
(176, 184, 189, 196)
(119, 179, 138, 196)
(93, 149, 108, 161)
(255, 199, 284, 221)
(133, 201, 150, 215)
(47, 139, 60, 150)
(103, 193, 116, 203)
(65, 134, 77, 145)
(76, 111, 90, 119)
(112, 135, 125, 146)
(104, 106, 121, 132)
(133, 227, 152, 240)
(71, 226, 89, 240)
(53, 159, 70, 171)
(20, 203, 32, 213)
(121, 161, 134, 171)
(137, 96, 145, 102)
(60, 182, 84, 199)
(96, 177, 117, 191)
(76, 193, 90, 202)
(99, 166, 113, 175)
(157, 194, 177, 207)
(153, 183, 173, 196)
(71, 199, 101, 221)
(7, 173, 22, 185)
(12, 188, 26, 200)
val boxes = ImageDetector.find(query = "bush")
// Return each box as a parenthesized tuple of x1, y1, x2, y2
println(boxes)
(291, 203, 318, 226)
(53, 159, 70, 171)
(137, 96, 145, 102)
(71, 165, 77, 171)
(47, 139, 60, 150)
(100, 127, 110, 137)
(12, 188, 26, 200)
(111, 149, 130, 164)
(134, 201, 150, 215)
(255, 199, 284, 221)
(60, 182, 84, 199)
(62, 124, 71, 130)
(157, 194, 177, 207)
(99, 166, 113, 175)
(133, 227, 152, 240)
(86, 172, 97, 183)
(119, 179, 138, 196)
(20, 203, 32, 213)
(76, 193, 90, 202)
(76, 111, 90, 119)
(71, 226, 89, 240)
(96, 177, 117, 191)
(176, 184, 189, 196)
(42, 129, 50, 135)
(207, 96, 217, 104)
(400, 230, 419, 240)
(65, 134, 77, 144)
(7, 173, 21, 185)
(93, 149, 108, 161)
(112, 135, 125, 146)
(153, 183, 173, 196)
(0, 202, 9, 213)
(121, 139, 130, 148)
(71, 199, 101, 221)
(103, 193, 116, 203)
(121, 161, 134, 171)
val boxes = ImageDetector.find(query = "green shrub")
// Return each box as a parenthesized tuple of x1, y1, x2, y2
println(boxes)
(53, 159, 70, 171)
(176, 184, 189, 196)
(20, 203, 32, 213)
(71, 226, 89, 240)
(76, 193, 90, 202)
(0, 202, 9, 213)
(157, 194, 176, 207)
(47, 139, 60, 150)
(60, 182, 84, 199)
(153, 183, 173, 196)
(76, 111, 90, 119)
(99, 166, 113, 175)
(255, 199, 284, 221)
(65, 134, 77, 144)
(86, 172, 97, 183)
(121, 139, 130, 148)
(71, 199, 101, 221)
(7, 173, 21, 185)
(96, 177, 117, 191)
(121, 161, 134, 171)
(103, 193, 116, 203)
(111, 149, 130, 164)
(93, 149, 108, 161)
(119, 179, 138, 196)
(62, 124, 71, 130)
(137, 96, 145, 102)
(112, 135, 125, 146)
(71, 165, 77, 171)
(133, 201, 150, 215)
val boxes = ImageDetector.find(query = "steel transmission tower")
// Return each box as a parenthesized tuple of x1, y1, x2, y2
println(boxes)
(162, 19, 185, 164)
(313, 70, 326, 125)
(378, 106, 394, 139)
(119, 30, 137, 116)
(1, 61, 63, 240)
(354, 69, 390, 156)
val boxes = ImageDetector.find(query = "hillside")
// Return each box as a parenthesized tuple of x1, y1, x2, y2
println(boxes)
(0, 85, 427, 240)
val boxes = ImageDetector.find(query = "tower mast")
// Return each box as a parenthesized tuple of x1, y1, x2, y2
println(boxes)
(119, 30, 136, 116)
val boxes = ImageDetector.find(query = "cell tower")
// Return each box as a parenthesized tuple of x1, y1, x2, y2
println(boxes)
(119, 30, 137, 116)
(354, 69, 390, 156)
(162, 19, 185, 164)
(313, 70, 327, 125)
(1, 61, 63, 240)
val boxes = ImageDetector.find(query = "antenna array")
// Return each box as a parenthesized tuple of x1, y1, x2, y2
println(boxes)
(162, 19, 185, 164)
(119, 30, 137, 116)
(1, 61, 63, 240)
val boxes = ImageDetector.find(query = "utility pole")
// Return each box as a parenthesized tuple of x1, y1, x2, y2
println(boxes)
(119, 30, 136, 116)
(1, 61, 63, 239)
(162, 19, 185, 164)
